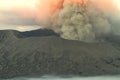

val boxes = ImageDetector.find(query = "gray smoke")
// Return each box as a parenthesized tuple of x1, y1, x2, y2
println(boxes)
(40, 0, 120, 42)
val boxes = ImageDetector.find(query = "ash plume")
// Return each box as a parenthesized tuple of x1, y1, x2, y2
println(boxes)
(37, 0, 120, 42)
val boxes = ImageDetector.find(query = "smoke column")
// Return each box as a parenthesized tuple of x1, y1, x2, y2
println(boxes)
(36, 0, 120, 42)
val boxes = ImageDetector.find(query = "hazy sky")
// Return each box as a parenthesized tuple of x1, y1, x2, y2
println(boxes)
(0, 0, 40, 31)
(0, 0, 120, 31)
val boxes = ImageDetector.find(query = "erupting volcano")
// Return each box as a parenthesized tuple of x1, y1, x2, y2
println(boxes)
(0, 0, 120, 79)
(36, 0, 120, 42)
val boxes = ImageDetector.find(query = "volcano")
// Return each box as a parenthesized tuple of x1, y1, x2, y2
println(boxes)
(0, 29, 120, 79)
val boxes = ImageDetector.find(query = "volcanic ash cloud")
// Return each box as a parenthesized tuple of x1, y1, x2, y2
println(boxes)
(51, 2, 111, 42)
(38, 0, 116, 42)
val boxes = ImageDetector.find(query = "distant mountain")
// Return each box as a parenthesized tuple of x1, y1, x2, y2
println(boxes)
(19, 29, 60, 38)
(0, 29, 120, 79)
(0, 29, 59, 38)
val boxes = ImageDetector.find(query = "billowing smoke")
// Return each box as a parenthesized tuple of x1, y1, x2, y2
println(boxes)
(51, 2, 111, 42)
(37, 0, 120, 42)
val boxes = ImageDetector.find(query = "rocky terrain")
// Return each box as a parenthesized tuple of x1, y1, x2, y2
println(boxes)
(0, 29, 120, 79)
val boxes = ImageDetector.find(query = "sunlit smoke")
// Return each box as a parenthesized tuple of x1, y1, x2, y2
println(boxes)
(36, 0, 88, 20)
(36, 0, 119, 20)
(35, 0, 120, 42)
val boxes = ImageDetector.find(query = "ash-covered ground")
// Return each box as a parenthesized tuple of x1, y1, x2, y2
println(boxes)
(0, 29, 120, 79)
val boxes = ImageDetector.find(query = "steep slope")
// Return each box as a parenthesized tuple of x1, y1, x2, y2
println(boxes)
(0, 30, 18, 42)
(0, 29, 120, 79)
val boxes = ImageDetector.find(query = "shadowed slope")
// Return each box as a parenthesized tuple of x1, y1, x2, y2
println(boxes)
(19, 29, 60, 38)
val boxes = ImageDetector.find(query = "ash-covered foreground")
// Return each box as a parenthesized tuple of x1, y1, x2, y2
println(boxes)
(0, 29, 120, 79)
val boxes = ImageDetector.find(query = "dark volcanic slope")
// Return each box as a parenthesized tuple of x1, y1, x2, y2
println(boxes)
(19, 29, 60, 38)
(0, 29, 120, 79)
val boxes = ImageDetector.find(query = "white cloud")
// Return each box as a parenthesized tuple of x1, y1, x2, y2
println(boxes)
(7, 75, 120, 80)
(16, 26, 41, 31)
(0, 25, 41, 31)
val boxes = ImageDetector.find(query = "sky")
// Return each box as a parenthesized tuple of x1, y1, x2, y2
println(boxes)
(0, 0, 120, 31)
(0, 0, 40, 31)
